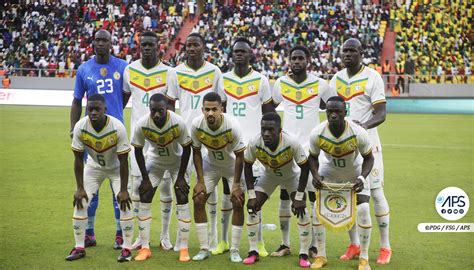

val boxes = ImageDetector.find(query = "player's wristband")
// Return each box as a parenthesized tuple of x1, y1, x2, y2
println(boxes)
(295, 191, 304, 201)
(248, 189, 256, 199)
(357, 175, 367, 188)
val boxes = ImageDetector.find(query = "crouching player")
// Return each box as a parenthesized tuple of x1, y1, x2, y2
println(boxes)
(308, 96, 374, 270)
(66, 94, 134, 262)
(131, 93, 193, 262)
(243, 112, 312, 268)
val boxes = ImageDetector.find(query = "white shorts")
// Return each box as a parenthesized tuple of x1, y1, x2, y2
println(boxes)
(130, 142, 150, 177)
(84, 164, 122, 204)
(131, 162, 190, 197)
(254, 173, 299, 197)
(368, 150, 384, 190)
(203, 160, 245, 194)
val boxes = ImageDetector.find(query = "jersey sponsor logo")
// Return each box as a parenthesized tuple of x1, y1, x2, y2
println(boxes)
(80, 130, 118, 153)
(177, 70, 215, 94)
(255, 145, 293, 169)
(129, 67, 167, 92)
(280, 80, 319, 104)
(142, 124, 180, 147)
(318, 134, 358, 158)
(195, 128, 233, 150)
(335, 77, 368, 101)
(224, 76, 261, 100)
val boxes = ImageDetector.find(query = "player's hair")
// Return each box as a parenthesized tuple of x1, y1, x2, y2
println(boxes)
(327, 95, 346, 105)
(261, 112, 281, 127)
(344, 38, 364, 53)
(141, 31, 158, 40)
(203, 92, 222, 105)
(289, 45, 311, 59)
(88, 94, 105, 103)
(233, 37, 252, 48)
(187, 32, 205, 45)
(149, 93, 167, 103)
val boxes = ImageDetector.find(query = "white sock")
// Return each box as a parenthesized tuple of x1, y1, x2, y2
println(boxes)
(348, 224, 360, 246)
(120, 208, 135, 250)
(247, 213, 260, 252)
(231, 225, 243, 251)
(137, 203, 152, 249)
(372, 187, 391, 249)
(310, 200, 317, 248)
(257, 211, 264, 243)
(221, 194, 232, 243)
(313, 217, 326, 257)
(131, 175, 141, 218)
(279, 199, 292, 246)
(159, 179, 173, 241)
(176, 204, 191, 248)
(73, 200, 88, 248)
(357, 203, 372, 260)
(196, 222, 209, 250)
(297, 210, 311, 255)
(207, 189, 218, 246)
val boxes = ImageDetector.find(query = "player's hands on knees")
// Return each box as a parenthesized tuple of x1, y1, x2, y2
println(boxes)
(313, 175, 324, 189)
(292, 199, 306, 218)
(353, 177, 364, 193)
(116, 190, 132, 211)
(192, 182, 206, 204)
(231, 185, 245, 208)
(174, 176, 190, 195)
(139, 178, 153, 196)
(73, 188, 89, 210)
(247, 198, 259, 215)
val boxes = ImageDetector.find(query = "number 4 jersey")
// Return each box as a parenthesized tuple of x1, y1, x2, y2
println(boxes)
(71, 115, 131, 170)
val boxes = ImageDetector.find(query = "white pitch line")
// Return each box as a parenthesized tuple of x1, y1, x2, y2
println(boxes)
(383, 143, 474, 150)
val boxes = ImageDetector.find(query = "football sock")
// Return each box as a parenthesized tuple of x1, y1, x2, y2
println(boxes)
(86, 192, 99, 236)
(372, 187, 391, 249)
(231, 225, 243, 251)
(159, 179, 173, 241)
(247, 213, 260, 252)
(73, 203, 88, 248)
(313, 215, 326, 257)
(207, 188, 218, 246)
(279, 199, 292, 247)
(297, 210, 311, 255)
(196, 223, 209, 250)
(177, 203, 191, 248)
(137, 203, 152, 249)
(221, 194, 232, 243)
(357, 203, 372, 260)
(120, 208, 134, 250)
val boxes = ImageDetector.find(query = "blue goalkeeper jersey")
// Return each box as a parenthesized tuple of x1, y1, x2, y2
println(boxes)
(74, 55, 128, 122)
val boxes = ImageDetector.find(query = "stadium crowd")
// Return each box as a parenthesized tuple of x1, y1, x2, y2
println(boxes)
(171, 1, 389, 79)
(392, 0, 472, 84)
(0, 0, 186, 77)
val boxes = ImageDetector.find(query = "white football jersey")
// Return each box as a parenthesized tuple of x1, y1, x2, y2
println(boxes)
(165, 61, 225, 129)
(131, 111, 192, 166)
(223, 69, 272, 143)
(72, 115, 131, 170)
(191, 113, 246, 168)
(330, 66, 386, 150)
(123, 60, 177, 138)
(309, 120, 372, 181)
(245, 131, 307, 179)
(273, 73, 335, 150)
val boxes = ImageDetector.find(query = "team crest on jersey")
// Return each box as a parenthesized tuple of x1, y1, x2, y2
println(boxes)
(108, 137, 115, 144)
(295, 91, 302, 101)
(96, 141, 103, 149)
(144, 78, 150, 87)
(255, 146, 293, 169)
(319, 134, 358, 158)
(192, 80, 199, 90)
(270, 159, 278, 167)
(334, 147, 342, 155)
(211, 139, 219, 147)
(100, 68, 108, 77)
(236, 87, 243, 95)
(249, 84, 255, 91)
(336, 77, 367, 101)
(204, 77, 211, 84)
(114, 71, 120, 80)
(280, 80, 319, 104)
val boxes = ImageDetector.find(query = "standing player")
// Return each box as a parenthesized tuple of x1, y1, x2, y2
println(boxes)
(330, 38, 391, 264)
(243, 112, 312, 268)
(214, 37, 275, 257)
(308, 96, 374, 270)
(165, 33, 225, 251)
(131, 94, 193, 262)
(66, 94, 134, 262)
(123, 31, 178, 250)
(69, 29, 128, 249)
(271, 45, 335, 258)
(190, 93, 246, 262)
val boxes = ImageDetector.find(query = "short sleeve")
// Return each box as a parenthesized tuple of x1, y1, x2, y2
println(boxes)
(259, 75, 273, 104)
(116, 121, 131, 154)
(230, 119, 246, 153)
(190, 118, 202, 149)
(71, 122, 84, 152)
(73, 65, 86, 100)
(122, 65, 131, 94)
(271, 78, 283, 105)
(370, 72, 386, 105)
(178, 119, 192, 146)
(356, 127, 372, 157)
(318, 79, 336, 103)
(131, 119, 145, 148)
(291, 138, 308, 165)
(165, 67, 179, 100)
(328, 75, 337, 92)
(244, 137, 257, 163)
(214, 67, 226, 102)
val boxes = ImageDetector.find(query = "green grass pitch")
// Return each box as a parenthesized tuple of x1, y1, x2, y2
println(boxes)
(0, 105, 473, 269)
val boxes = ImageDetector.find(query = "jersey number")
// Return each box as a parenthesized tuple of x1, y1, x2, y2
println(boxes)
(97, 79, 114, 94)
(191, 95, 201, 109)
(273, 168, 283, 177)
(211, 150, 224, 160)
(97, 154, 106, 166)
(332, 158, 346, 168)
(296, 105, 303, 119)
(142, 93, 150, 107)
(232, 102, 246, 117)
(345, 102, 350, 116)
(157, 147, 170, 156)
